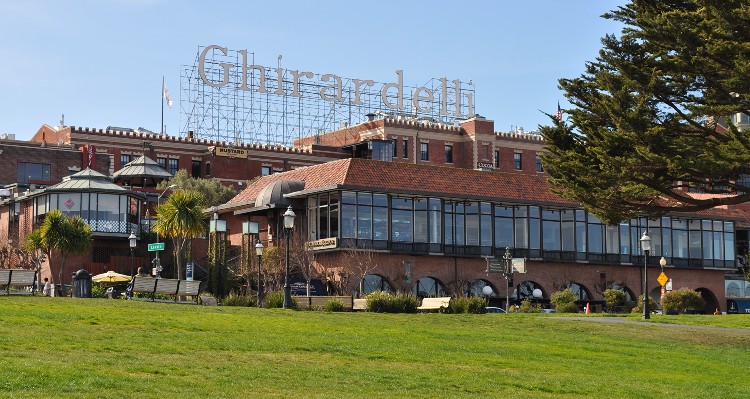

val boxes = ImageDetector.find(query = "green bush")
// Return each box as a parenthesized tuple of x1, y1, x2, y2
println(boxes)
(91, 285, 108, 299)
(604, 289, 626, 312)
(550, 288, 579, 313)
(448, 297, 487, 314)
(323, 299, 346, 312)
(265, 291, 298, 309)
(366, 291, 419, 313)
(661, 288, 705, 314)
(223, 291, 257, 307)
(517, 299, 542, 313)
(631, 296, 658, 315)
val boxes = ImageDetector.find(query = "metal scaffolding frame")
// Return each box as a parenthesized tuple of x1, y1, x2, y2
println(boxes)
(180, 46, 475, 146)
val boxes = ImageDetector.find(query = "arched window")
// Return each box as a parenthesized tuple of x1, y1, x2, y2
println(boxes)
(566, 282, 592, 301)
(469, 279, 497, 297)
(412, 277, 448, 298)
(512, 280, 545, 300)
(355, 274, 394, 296)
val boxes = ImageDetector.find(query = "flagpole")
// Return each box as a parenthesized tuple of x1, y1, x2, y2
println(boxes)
(161, 76, 165, 135)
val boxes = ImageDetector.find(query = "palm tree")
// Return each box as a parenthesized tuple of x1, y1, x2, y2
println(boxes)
(153, 191, 207, 280)
(23, 229, 48, 292)
(38, 209, 93, 296)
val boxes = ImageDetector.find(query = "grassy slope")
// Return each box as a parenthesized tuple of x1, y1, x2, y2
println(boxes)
(1, 297, 748, 399)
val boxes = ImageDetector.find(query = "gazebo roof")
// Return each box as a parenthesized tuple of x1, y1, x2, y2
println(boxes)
(112, 155, 173, 184)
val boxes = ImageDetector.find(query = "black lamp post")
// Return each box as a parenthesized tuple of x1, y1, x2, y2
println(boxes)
(255, 241, 264, 308)
(129, 232, 137, 277)
(283, 205, 296, 309)
(502, 247, 513, 312)
(640, 231, 651, 320)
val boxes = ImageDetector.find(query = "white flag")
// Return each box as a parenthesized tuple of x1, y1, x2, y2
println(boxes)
(163, 81, 173, 108)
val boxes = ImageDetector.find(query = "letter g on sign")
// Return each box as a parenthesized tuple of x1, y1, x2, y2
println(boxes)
(199, 45, 232, 88)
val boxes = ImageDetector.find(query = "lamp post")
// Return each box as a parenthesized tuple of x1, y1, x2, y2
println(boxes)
(659, 256, 667, 301)
(255, 241, 264, 308)
(129, 232, 137, 277)
(154, 184, 177, 277)
(640, 231, 651, 320)
(502, 247, 513, 312)
(283, 205, 296, 309)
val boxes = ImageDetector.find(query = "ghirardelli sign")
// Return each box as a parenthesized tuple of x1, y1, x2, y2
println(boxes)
(198, 45, 475, 119)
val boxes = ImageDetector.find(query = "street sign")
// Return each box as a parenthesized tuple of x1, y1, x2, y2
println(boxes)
(657, 272, 669, 287)
(487, 257, 526, 273)
(487, 258, 505, 273)
(148, 242, 165, 251)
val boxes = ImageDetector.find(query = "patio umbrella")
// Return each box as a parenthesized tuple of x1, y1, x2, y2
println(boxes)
(92, 271, 132, 283)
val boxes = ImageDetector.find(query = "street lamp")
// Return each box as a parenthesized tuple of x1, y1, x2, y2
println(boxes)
(640, 231, 652, 320)
(255, 241, 264, 308)
(283, 205, 296, 309)
(129, 232, 137, 277)
(502, 247, 513, 312)
(154, 184, 177, 277)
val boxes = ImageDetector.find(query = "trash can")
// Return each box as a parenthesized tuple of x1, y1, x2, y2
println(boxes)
(71, 269, 92, 298)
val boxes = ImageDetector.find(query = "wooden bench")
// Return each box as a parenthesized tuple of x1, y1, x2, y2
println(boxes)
(417, 297, 452, 312)
(0, 269, 38, 295)
(353, 298, 368, 311)
(127, 276, 202, 304)
(294, 296, 354, 310)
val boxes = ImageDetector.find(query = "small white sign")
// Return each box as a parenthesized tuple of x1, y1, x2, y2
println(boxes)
(512, 258, 526, 273)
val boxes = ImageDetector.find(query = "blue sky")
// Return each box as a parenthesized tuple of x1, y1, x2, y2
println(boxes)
(0, 0, 625, 141)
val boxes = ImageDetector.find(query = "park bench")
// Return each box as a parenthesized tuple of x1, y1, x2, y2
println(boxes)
(127, 276, 202, 304)
(294, 296, 354, 310)
(353, 298, 368, 311)
(0, 269, 38, 295)
(417, 297, 452, 312)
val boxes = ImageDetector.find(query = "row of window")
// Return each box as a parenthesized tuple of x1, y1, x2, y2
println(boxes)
(33, 192, 141, 233)
(306, 190, 736, 262)
(387, 138, 544, 172)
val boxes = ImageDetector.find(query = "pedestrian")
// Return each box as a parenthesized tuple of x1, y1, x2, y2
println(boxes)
(42, 278, 52, 297)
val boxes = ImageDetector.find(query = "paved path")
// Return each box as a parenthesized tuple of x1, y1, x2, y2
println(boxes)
(552, 316, 750, 334)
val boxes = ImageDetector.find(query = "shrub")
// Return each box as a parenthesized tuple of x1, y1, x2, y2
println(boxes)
(264, 291, 298, 309)
(517, 299, 542, 313)
(661, 288, 705, 314)
(550, 288, 579, 313)
(91, 285, 108, 299)
(631, 296, 658, 315)
(448, 297, 487, 314)
(604, 289, 626, 312)
(323, 299, 346, 312)
(366, 291, 419, 313)
(223, 291, 256, 307)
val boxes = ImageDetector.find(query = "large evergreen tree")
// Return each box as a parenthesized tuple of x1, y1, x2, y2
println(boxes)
(540, 0, 750, 224)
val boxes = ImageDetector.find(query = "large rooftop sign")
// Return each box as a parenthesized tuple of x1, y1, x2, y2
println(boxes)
(180, 45, 475, 146)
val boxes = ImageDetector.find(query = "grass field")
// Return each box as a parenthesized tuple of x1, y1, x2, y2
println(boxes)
(1, 297, 748, 399)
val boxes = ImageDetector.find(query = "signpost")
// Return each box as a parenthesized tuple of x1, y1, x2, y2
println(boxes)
(148, 242, 165, 252)
(486, 248, 527, 312)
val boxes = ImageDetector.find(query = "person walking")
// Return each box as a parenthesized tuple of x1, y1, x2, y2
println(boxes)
(42, 278, 52, 297)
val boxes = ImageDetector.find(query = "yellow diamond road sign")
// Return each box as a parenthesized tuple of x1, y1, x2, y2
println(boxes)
(657, 272, 669, 287)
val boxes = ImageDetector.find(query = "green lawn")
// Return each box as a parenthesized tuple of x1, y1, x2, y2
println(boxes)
(1, 297, 748, 399)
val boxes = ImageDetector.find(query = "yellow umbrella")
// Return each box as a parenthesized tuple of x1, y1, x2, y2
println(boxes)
(92, 271, 132, 283)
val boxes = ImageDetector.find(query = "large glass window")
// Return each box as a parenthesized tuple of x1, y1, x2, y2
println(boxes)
(414, 198, 428, 243)
(428, 199, 441, 244)
(17, 162, 51, 184)
(392, 197, 413, 242)
(494, 205, 513, 248)
(542, 209, 561, 251)
(514, 206, 529, 249)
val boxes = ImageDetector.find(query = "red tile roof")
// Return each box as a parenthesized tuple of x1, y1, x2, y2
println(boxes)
(226, 158, 742, 220)
(228, 158, 570, 206)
